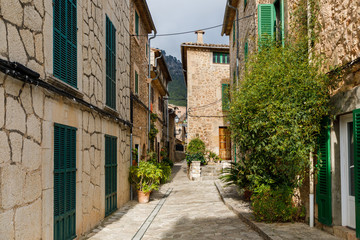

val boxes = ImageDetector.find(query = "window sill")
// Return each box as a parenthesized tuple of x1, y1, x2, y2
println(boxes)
(103, 105, 119, 116)
(46, 75, 84, 99)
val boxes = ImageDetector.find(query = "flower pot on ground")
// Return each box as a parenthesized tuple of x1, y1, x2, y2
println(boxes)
(137, 190, 151, 204)
(129, 161, 163, 203)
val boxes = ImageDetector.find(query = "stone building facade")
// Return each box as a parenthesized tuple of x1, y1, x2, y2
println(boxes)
(0, 0, 131, 239)
(181, 32, 231, 160)
(222, 0, 360, 238)
(130, 0, 155, 164)
(150, 48, 172, 161)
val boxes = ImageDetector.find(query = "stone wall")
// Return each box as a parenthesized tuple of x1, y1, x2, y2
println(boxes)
(130, 0, 152, 159)
(186, 47, 230, 155)
(0, 0, 131, 239)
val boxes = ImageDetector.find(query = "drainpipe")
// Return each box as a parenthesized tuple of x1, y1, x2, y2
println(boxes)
(148, 49, 162, 151)
(148, 31, 157, 151)
(227, 0, 240, 87)
(307, 0, 314, 227)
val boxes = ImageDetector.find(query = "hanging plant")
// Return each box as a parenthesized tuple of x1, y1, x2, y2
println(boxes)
(149, 113, 159, 143)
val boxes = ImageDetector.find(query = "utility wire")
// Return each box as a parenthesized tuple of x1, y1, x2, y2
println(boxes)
(132, 14, 255, 37)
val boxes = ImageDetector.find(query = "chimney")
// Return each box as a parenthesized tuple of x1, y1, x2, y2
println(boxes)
(195, 30, 205, 44)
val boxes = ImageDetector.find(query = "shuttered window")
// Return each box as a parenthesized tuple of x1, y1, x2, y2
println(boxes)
(353, 109, 360, 238)
(54, 124, 77, 240)
(53, 0, 77, 88)
(244, 41, 249, 61)
(222, 84, 230, 111)
(258, 4, 275, 48)
(106, 16, 116, 109)
(105, 135, 118, 216)
(233, 22, 236, 43)
(135, 11, 139, 37)
(316, 118, 332, 226)
(213, 52, 230, 64)
(135, 71, 139, 94)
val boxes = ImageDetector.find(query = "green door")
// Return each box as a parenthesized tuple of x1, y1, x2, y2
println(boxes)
(54, 124, 77, 240)
(353, 109, 360, 237)
(316, 119, 332, 226)
(105, 135, 118, 216)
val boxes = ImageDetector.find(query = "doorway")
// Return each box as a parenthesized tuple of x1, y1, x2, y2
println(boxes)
(340, 114, 356, 228)
(219, 127, 231, 160)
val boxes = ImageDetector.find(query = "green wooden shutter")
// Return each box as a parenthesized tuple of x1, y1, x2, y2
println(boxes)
(353, 109, 360, 238)
(222, 84, 230, 111)
(244, 41, 249, 61)
(233, 71, 236, 84)
(105, 135, 118, 216)
(258, 4, 275, 48)
(316, 118, 332, 226)
(54, 124, 77, 240)
(135, 71, 139, 94)
(233, 22, 236, 43)
(53, 0, 77, 88)
(106, 16, 116, 109)
(135, 11, 139, 36)
(245, 0, 247, 7)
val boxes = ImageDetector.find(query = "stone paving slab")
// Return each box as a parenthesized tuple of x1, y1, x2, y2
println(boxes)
(215, 180, 341, 240)
(83, 161, 263, 240)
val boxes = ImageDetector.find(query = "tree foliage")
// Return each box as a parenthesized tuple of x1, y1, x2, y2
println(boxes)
(229, 40, 332, 188)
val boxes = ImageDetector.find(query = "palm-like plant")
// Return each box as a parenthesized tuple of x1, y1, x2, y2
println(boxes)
(129, 161, 163, 193)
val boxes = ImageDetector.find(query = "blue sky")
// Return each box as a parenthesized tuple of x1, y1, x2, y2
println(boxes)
(147, 0, 229, 60)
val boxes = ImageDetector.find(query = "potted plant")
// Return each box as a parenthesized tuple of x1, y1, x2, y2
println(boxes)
(129, 161, 163, 203)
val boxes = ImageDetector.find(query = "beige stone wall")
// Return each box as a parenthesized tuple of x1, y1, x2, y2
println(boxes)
(0, 0, 131, 239)
(130, 0, 152, 156)
(186, 48, 230, 155)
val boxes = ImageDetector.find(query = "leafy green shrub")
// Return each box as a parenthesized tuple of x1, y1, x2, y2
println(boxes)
(251, 185, 305, 222)
(187, 138, 205, 154)
(157, 163, 172, 183)
(129, 161, 163, 193)
(219, 162, 253, 190)
(147, 151, 158, 164)
(186, 152, 206, 165)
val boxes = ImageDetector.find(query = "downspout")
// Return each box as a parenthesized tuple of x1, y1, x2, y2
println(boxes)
(307, 0, 314, 227)
(148, 31, 157, 151)
(227, 0, 240, 87)
(227, 0, 239, 163)
(148, 49, 162, 151)
(129, 26, 133, 200)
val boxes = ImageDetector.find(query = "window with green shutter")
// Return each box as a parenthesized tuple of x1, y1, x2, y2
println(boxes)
(233, 21, 236, 43)
(244, 41, 249, 62)
(53, 0, 77, 88)
(135, 11, 139, 37)
(233, 71, 236, 84)
(54, 123, 77, 240)
(222, 84, 230, 111)
(213, 52, 230, 64)
(135, 71, 139, 94)
(316, 118, 332, 226)
(106, 16, 116, 109)
(353, 109, 360, 238)
(105, 135, 118, 216)
(244, 0, 247, 8)
(258, 4, 275, 48)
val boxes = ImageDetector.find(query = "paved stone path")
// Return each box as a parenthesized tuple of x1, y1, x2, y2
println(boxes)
(84, 161, 263, 240)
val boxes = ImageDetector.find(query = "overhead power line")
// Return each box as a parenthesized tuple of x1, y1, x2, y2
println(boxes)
(132, 14, 255, 37)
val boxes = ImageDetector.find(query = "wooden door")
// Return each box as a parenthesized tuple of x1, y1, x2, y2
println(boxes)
(219, 127, 231, 160)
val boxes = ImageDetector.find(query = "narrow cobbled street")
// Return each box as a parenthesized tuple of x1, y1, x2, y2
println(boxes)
(84, 161, 263, 240)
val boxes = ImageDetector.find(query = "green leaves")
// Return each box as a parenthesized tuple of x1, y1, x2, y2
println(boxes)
(229, 40, 330, 189)
(129, 161, 163, 193)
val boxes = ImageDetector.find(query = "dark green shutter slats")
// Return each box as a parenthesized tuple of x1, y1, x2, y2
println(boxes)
(258, 4, 275, 47)
(106, 16, 116, 109)
(135, 11, 139, 36)
(316, 118, 332, 226)
(53, 0, 77, 88)
(353, 109, 360, 238)
(213, 53, 229, 64)
(222, 84, 230, 111)
(54, 124, 77, 240)
(105, 135, 118, 216)
(233, 22, 236, 43)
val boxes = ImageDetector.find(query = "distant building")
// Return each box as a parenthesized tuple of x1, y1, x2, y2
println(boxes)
(181, 31, 231, 160)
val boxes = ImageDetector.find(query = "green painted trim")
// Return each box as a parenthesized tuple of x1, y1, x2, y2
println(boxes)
(353, 109, 360, 237)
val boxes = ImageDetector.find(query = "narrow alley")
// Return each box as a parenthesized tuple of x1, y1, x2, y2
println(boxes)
(84, 161, 263, 240)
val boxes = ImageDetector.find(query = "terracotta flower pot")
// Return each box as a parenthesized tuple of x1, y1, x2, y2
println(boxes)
(137, 190, 151, 203)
